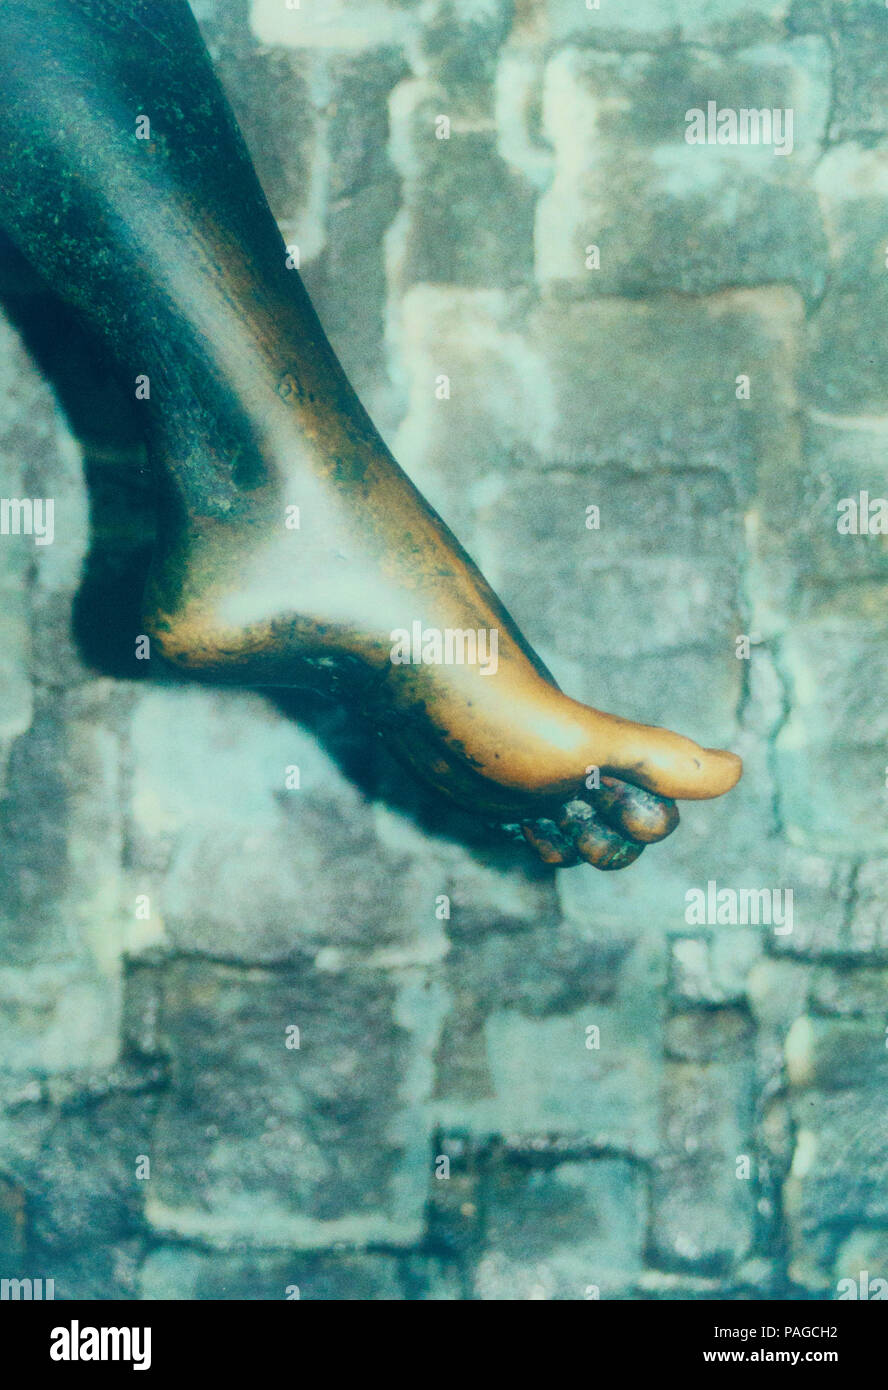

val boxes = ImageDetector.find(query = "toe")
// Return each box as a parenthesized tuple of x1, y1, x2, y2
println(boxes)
(520, 817, 580, 867)
(598, 717, 743, 801)
(592, 775, 679, 844)
(556, 798, 645, 871)
(578, 823, 645, 870)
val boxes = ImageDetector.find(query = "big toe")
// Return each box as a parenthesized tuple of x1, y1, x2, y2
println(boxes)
(594, 714, 742, 802)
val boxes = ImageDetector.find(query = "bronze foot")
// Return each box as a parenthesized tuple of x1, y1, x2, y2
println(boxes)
(0, 0, 741, 870)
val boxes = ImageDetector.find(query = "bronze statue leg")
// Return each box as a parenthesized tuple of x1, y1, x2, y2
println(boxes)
(0, 0, 741, 869)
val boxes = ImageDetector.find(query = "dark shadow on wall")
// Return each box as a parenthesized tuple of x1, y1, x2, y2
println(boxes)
(0, 233, 539, 873)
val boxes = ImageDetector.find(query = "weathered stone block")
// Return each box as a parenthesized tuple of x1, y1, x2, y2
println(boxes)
(303, 50, 407, 408)
(389, 78, 535, 295)
(418, 0, 515, 94)
(141, 1244, 404, 1299)
(147, 958, 431, 1247)
(649, 1053, 756, 1272)
(834, 1228, 888, 1298)
(526, 291, 802, 492)
(546, 0, 789, 49)
(843, 858, 888, 961)
(536, 42, 829, 297)
(392, 284, 543, 531)
(0, 681, 125, 1071)
(15, 1094, 154, 1254)
(809, 964, 888, 1017)
(431, 951, 662, 1154)
(128, 686, 444, 962)
(803, 144, 888, 414)
(0, 1174, 26, 1265)
(40, 1242, 143, 1301)
(785, 1090, 888, 1285)
(797, 410, 888, 582)
(766, 848, 862, 960)
(649, 1151, 756, 1273)
(830, 9, 888, 142)
(668, 931, 761, 1009)
(483, 468, 741, 667)
(475, 1158, 646, 1299)
(785, 972, 888, 1288)
(775, 602, 888, 854)
(573, 649, 742, 754)
(785, 1013, 886, 1091)
(250, 0, 418, 51)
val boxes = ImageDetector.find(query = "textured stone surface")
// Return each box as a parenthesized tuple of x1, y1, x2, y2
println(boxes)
(0, 0, 882, 1301)
(485, 466, 742, 666)
(829, 9, 888, 142)
(140, 1245, 405, 1300)
(546, 0, 789, 49)
(146, 957, 433, 1247)
(535, 42, 829, 298)
(804, 144, 888, 414)
(475, 1157, 647, 1299)
(775, 602, 888, 854)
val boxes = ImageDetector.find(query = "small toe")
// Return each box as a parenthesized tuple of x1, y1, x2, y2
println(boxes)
(556, 797, 645, 871)
(520, 817, 580, 867)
